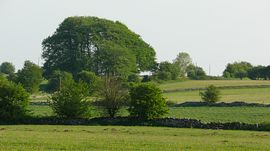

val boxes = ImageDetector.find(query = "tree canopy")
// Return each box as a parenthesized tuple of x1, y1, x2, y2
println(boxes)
(0, 62, 15, 75)
(17, 61, 43, 93)
(223, 61, 252, 79)
(173, 52, 192, 77)
(42, 16, 156, 77)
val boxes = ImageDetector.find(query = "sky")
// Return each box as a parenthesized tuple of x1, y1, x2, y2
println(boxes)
(0, 0, 270, 76)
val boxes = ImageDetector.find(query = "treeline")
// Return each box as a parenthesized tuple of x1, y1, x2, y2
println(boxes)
(223, 61, 270, 80)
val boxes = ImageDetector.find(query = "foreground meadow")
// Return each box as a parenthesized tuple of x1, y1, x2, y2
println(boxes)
(0, 125, 269, 151)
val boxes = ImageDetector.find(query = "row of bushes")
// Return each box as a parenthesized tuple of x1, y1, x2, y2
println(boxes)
(0, 75, 169, 120)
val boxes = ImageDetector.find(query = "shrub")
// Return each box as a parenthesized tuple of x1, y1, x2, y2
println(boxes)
(199, 85, 221, 103)
(49, 81, 90, 118)
(96, 76, 129, 117)
(129, 83, 168, 119)
(0, 78, 30, 119)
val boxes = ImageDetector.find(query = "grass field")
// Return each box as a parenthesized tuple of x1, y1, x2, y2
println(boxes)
(163, 87, 270, 104)
(0, 125, 269, 151)
(159, 80, 270, 91)
(28, 105, 270, 124)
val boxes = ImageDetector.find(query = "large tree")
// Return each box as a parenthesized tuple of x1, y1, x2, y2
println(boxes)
(173, 52, 192, 77)
(42, 16, 156, 77)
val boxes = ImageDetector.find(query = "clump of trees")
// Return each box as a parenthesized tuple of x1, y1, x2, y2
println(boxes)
(223, 61, 252, 79)
(42, 16, 156, 79)
(248, 65, 270, 80)
(199, 85, 221, 103)
(129, 83, 168, 119)
(16, 61, 43, 93)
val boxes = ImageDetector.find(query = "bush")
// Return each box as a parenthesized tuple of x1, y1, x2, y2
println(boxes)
(96, 76, 129, 117)
(129, 83, 168, 119)
(49, 81, 90, 118)
(0, 77, 30, 119)
(199, 85, 221, 103)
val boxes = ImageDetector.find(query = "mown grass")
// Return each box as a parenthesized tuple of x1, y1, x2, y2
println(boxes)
(164, 87, 270, 104)
(159, 80, 270, 91)
(0, 125, 269, 151)
(28, 105, 270, 124)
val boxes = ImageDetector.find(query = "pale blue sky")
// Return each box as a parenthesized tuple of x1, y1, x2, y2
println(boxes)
(0, 0, 270, 75)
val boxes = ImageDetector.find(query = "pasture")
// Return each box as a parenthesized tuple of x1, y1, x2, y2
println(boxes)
(163, 87, 270, 104)
(0, 125, 269, 151)
(159, 80, 270, 91)
(28, 105, 270, 124)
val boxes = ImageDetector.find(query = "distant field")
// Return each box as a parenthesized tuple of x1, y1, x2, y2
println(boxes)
(164, 87, 270, 104)
(29, 105, 270, 124)
(169, 107, 270, 124)
(0, 125, 269, 151)
(159, 80, 270, 91)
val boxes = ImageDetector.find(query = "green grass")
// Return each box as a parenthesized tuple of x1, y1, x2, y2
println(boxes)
(29, 105, 270, 124)
(0, 125, 269, 151)
(159, 80, 270, 91)
(169, 107, 270, 124)
(164, 87, 270, 104)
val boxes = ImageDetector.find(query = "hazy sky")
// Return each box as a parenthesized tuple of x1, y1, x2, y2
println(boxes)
(1, 0, 270, 75)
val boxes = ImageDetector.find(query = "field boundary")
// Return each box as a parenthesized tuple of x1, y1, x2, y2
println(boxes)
(1, 117, 269, 131)
(172, 101, 270, 107)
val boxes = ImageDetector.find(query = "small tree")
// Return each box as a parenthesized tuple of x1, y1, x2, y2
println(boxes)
(17, 60, 43, 93)
(49, 80, 90, 118)
(0, 62, 15, 75)
(199, 85, 221, 103)
(97, 76, 128, 117)
(129, 83, 168, 119)
(0, 77, 30, 119)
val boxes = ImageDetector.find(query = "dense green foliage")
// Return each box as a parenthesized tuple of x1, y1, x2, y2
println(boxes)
(248, 65, 270, 80)
(46, 71, 73, 92)
(49, 81, 90, 118)
(0, 62, 15, 75)
(17, 61, 43, 93)
(96, 77, 129, 117)
(187, 64, 207, 80)
(129, 83, 168, 119)
(223, 61, 253, 79)
(155, 61, 180, 80)
(0, 77, 29, 119)
(199, 85, 221, 103)
(93, 43, 137, 78)
(76, 70, 101, 95)
(42, 16, 156, 77)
